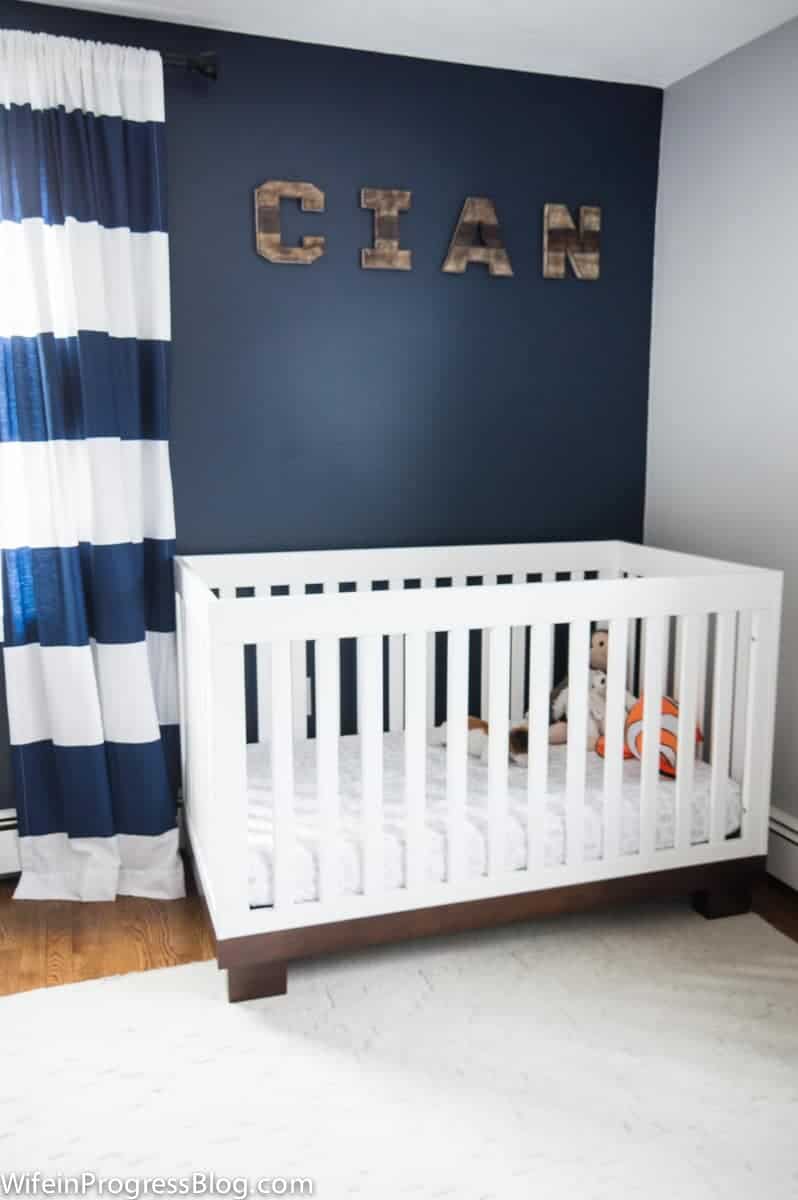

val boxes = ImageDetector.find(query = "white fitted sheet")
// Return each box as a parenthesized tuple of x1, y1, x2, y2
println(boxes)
(247, 733, 742, 908)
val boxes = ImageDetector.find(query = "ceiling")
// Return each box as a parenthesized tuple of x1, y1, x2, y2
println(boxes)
(36, 0, 798, 87)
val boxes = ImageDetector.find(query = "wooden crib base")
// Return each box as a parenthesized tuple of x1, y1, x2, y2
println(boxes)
(227, 960, 288, 1003)
(209, 855, 764, 1003)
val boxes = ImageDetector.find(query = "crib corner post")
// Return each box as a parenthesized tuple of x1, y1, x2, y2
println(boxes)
(690, 856, 766, 920)
(227, 961, 288, 1003)
(207, 616, 251, 933)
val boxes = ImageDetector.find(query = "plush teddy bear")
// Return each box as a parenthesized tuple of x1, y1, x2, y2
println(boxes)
(548, 628, 609, 745)
(551, 668, 607, 750)
(507, 629, 615, 755)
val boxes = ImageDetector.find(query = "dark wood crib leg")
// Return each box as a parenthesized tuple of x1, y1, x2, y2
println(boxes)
(227, 961, 288, 1003)
(692, 882, 753, 920)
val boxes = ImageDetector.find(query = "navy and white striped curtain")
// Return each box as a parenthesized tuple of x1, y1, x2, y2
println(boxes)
(0, 30, 184, 900)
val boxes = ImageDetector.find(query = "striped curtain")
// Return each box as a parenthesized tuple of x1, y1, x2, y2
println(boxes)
(0, 30, 184, 901)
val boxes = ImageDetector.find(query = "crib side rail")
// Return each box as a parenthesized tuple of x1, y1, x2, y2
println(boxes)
(192, 566, 781, 941)
(618, 541, 780, 579)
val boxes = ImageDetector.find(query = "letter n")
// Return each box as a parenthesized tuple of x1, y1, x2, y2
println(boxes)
(543, 204, 601, 280)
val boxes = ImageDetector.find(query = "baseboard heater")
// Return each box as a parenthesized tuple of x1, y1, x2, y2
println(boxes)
(0, 809, 20, 876)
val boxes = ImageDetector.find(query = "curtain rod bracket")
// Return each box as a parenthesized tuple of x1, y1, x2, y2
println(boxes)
(163, 51, 218, 81)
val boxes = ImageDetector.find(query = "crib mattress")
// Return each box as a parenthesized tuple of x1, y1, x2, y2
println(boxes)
(246, 734, 744, 902)
(246, 733, 742, 908)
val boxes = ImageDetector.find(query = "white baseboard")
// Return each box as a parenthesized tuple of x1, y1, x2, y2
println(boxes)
(768, 806, 798, 892)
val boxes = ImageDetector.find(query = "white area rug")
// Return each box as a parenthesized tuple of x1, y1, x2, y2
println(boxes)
(3, 904, 798, 1199)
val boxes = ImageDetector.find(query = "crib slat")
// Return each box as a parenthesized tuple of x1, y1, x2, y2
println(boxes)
(446, 626, 469, 884)
(528, 623, 553, 875)
(287, 585, 307, 740)
(640, 615, 667, 858)
(509, 575, 526, 721)
(695, 613, 709, 754)
(387, 581, 405, 732)
(674, 613, 699, 853)
(293, 642, 308, 738)
(352, 581, 364, 734)
(480, 576, 496, 718)
(487, 625, 511, 876)
(480, 633, 489, 719)
(315, 636, 340, 903)
(602, 616, 629, 862)
(565, 619, 591, 867)
(357, 634, 384, 896)
(541, 574, 556, 690)
(404, 630, 427, 891)
(255, 587, 272, 743)
(270, 640, 295, 910)
(422, 577, 436, 727)
(731, 610, 751, 783)
(710, 611, 736, 844)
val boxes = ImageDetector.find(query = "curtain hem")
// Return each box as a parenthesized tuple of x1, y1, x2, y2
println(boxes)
(13, 830, 186, 901)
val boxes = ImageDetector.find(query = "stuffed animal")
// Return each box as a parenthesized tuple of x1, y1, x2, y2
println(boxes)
(429, 716, 529, 766)
(430, 629, 630, 763)
(550, 667, 637, 750)
(550, 668, 606, 750)
(548, 627, 610, 745)
(596, 694, 704, 777)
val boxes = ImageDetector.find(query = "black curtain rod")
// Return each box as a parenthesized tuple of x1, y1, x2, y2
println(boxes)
(163, 51, 218, 80)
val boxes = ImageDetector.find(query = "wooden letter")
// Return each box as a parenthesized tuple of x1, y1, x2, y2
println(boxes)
(361, 188, 412, 270)
(254, 180, 326, 265)
(442, 197, 513, 277)
(543, 204, 601, 280)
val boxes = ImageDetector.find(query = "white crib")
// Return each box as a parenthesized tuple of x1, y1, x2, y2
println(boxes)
(175, 541, 782, 1002)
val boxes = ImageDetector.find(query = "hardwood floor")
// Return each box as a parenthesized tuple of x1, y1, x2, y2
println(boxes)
(0, 869, 214, 997)
(0, 870, 795, 999)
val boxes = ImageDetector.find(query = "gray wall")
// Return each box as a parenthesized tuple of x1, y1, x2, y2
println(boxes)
(646, 18, 798, 816)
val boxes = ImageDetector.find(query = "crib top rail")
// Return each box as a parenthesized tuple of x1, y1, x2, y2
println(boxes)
(176, 555, 782, 646)
(179, 539, 780, 597)
(179, 539, 622, 592)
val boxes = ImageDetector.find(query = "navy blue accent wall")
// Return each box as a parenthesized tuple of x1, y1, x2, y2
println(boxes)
(0, 0, 662, 807)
